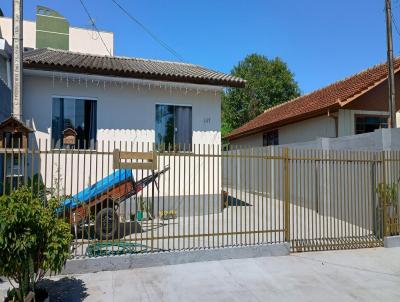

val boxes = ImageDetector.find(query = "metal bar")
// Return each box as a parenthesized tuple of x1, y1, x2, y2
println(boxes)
(284, 147, 290, 242)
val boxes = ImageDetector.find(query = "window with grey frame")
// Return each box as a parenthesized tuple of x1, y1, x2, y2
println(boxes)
(155, 104, 192, 151)
(263, 129, 279, 146)
(355, 115, 388, 134)
(51, 97, 97, 149)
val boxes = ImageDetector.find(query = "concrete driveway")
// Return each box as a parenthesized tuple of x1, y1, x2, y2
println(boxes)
(2, 247, 400, 301)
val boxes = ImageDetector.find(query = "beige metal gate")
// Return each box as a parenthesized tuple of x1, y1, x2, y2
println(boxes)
(1, 140, 400, 257)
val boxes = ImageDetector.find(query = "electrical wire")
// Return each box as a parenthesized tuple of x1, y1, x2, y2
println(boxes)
(78, 0, 113, 56)
(110, 0, 184, 61)
(391, 12, 400, 37)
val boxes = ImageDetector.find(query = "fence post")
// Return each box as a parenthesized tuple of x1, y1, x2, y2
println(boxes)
(382, 150, 388, 238)
(284, 147, 290, 242)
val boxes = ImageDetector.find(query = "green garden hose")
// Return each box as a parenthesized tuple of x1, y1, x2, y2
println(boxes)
(86, 241, 158, 257)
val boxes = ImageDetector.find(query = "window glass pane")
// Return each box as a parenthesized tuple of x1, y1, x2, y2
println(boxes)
(75, 99, 85, 148)
(156, 104, 174, 149)
(63, 98, 76, 130)
(155, 104, 192, 151)
(51, 97, 97, 149)
(263, 130, 279, 146)
(175, 106, 192, 150)
(355, 116, 388, 134)
(85, 100, 97, 149)
(51, 97, 63, 148)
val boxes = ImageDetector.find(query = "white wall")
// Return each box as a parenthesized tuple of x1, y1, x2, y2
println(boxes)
(69, 27, 113, 55)
(0, 18, 36, 50)
(279, 115, 336, 144)
(229, 132, 263, 146)
(0, 17, 114, 55)
(230, 115, 336, 147)
(23, 73, 221, 146)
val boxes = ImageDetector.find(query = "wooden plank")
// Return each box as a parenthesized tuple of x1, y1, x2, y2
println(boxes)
(119, 151, 154, 160)
(113, 150, 120, 169)
(113, 149, 158, 170)
(118, 162, 156, 170)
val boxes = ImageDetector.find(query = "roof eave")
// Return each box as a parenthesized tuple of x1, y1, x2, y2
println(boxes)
(23, 62, 246, 88)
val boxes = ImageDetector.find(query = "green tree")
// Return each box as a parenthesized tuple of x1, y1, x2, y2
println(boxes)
(222, 54, 300, 136)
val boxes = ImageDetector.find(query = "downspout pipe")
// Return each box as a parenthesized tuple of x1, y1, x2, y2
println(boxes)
(327, 109, 338, 138)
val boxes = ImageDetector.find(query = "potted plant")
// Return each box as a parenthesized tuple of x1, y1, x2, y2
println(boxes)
(0, 187, 72, 302)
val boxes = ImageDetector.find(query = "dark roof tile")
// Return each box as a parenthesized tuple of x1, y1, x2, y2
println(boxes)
(23, 48, 246, 88)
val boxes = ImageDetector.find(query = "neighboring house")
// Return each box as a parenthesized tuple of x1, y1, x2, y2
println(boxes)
(225, 59, 400, 146)
(0, 6, 113, 55)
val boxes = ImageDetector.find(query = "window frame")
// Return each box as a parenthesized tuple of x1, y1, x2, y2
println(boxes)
(354, 114, 389, 135)
(51, 95, 98, 150)
(262, 129, 279, 146)
(155, 103, 193, 152)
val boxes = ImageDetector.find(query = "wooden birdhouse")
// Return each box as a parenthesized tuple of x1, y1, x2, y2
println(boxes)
(0, 116, 33, 149)
(63, 128, 77, 147)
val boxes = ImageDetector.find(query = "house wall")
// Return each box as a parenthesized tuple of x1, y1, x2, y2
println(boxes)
(0, 46, 11, 120)
(23, 73, 221, 146)
(230, 115, 336, 147)
(0, 17, 114, 55)
(0, 79, 11, 121)
(22, 73, 222, 200)
(279, 115, 336, 144)
(229, 132, 263, 146)
(0, 54, 9, 85)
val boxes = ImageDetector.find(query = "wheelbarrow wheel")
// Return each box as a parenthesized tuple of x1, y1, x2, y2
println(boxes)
(95, 207, 119, 240)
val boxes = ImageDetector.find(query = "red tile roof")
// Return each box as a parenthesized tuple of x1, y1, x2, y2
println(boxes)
(226, 59, 400, 140)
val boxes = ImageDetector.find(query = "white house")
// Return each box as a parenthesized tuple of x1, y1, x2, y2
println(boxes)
(0, 7, 245, 210)
(23, 48, 244, 149)
(19, 49, 244, 199)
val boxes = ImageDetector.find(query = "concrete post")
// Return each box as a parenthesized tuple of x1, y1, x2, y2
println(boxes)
(12, 0, 23, 121)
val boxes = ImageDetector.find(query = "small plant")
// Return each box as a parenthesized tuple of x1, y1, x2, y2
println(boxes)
(376, 183, 398, 207)
(0, 187, 72, 302)
(376, 182, 399, 236)
(159, 210, 177, 220)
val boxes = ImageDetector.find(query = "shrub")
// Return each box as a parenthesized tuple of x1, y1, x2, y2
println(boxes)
(0, 187, 72, 301)
(376, 182, 399, 236)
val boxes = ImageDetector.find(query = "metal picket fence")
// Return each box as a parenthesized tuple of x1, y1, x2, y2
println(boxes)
(1, 138, 399, 257)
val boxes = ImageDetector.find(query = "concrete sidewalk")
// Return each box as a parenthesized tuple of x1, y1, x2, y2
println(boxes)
(2, 247, 400, 301)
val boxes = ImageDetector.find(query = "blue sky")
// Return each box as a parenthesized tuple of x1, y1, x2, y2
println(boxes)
(1, 0, 399, 94)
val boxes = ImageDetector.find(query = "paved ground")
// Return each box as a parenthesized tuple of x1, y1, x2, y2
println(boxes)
(72, 191, 374, 257)
(2, 247, 399, 301)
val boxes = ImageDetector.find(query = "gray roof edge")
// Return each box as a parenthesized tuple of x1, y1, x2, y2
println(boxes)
(23, 48, 246, 87)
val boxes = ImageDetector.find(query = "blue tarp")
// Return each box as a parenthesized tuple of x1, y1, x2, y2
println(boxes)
(61, 169, 133, 211)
